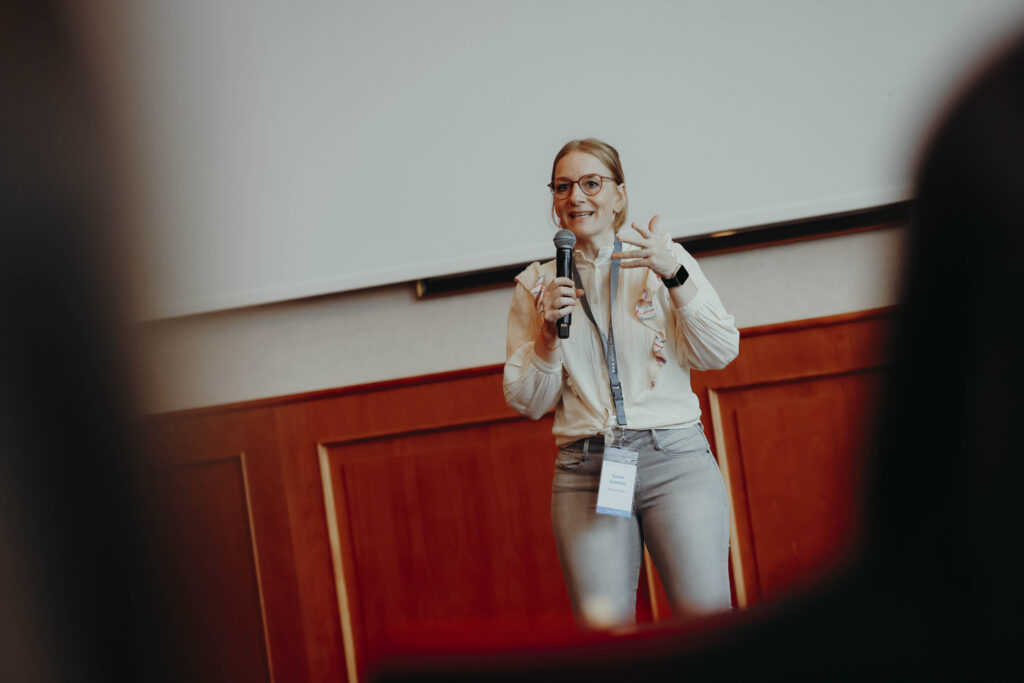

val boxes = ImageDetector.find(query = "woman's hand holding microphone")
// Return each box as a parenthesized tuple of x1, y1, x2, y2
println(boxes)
(537, 278, 584, 357)
(535, 214, 691, 359)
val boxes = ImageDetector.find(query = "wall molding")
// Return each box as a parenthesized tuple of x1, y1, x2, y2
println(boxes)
(415, 204, 911, 298)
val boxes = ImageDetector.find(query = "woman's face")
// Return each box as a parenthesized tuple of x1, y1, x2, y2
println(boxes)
(552, 151, 625, 247)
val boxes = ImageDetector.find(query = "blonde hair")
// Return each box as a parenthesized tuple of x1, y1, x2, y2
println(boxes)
(550, 138, 628, 231)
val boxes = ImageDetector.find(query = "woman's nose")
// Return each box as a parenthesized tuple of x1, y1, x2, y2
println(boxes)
(569, 182, 587, 201)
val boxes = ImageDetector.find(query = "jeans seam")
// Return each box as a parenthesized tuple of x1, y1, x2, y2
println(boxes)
(655, 426, 709, 458)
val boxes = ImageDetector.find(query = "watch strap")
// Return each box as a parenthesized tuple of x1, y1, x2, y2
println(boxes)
(661, 263, 690, 289)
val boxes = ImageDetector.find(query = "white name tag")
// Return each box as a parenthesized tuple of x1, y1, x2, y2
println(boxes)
(595, 447, 638, 517)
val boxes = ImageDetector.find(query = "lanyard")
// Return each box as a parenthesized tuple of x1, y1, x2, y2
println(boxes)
(571, 237, 627, 427)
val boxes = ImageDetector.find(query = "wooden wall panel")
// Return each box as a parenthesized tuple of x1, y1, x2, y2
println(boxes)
(687, 309, 891, 613)
(153, 456, 272, 682)
(319, 416, 573, 678)
(710, 371, 880, 607)
(144, 307, 894, 682)
(148, 408, 318, 682)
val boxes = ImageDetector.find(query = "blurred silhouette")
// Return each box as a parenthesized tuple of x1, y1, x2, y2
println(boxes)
(371, 28, 1024, 683)
(860, 25, 1024, 679)
(1, 4, 171, 681)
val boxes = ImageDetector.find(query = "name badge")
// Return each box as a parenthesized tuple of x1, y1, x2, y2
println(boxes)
(596, 447, 638, 517)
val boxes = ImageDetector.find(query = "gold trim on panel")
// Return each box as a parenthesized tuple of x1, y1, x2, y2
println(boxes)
(709, 390, 748, 609)
(161, 453, 276, 680)
(318, 444, 359, 683)
(642, 546, 661, 622)
(238, 452, 276, 682)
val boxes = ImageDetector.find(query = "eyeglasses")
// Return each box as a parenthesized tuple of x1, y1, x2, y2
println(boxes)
(547, 174, 618, 199)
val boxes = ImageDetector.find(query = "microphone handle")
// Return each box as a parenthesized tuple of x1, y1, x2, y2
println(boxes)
(555, 246, 572, 339)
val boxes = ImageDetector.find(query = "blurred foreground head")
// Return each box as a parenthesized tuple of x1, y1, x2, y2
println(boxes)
(872, 26, 1024, 601)
(864, 27, 1024, 677)
(2, 3, 161, 681)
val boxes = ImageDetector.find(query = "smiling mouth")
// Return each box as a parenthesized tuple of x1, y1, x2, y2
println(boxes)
(569, 211, 594, 219)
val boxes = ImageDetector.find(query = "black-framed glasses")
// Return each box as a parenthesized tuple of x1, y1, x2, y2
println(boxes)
(547, 174, 618, 199)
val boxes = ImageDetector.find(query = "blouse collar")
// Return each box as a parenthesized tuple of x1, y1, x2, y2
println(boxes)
(575, 243, 614, 266)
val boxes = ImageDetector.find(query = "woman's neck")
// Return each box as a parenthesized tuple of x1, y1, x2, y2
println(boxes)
(576, 229, 614, 260)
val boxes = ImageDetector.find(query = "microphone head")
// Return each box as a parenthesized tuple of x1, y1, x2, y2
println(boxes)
(553, 229, 577, 249)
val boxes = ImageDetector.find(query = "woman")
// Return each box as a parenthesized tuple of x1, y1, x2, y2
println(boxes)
(503, 138, 740, 628)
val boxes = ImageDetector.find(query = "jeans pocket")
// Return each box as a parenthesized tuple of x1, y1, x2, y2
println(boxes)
(555, 445, 586, 471)
(654, 427, 710, 457)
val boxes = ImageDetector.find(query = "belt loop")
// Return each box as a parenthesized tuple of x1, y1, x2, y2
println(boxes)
(584, 439, 590, 460)
(651, 428, 662, 450)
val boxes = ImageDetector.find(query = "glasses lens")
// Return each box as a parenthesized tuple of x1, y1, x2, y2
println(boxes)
(579, 175, 603, 195)
(551, 180, 572, 198)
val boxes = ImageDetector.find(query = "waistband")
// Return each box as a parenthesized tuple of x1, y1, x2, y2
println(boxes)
(565, 423, 703, 452)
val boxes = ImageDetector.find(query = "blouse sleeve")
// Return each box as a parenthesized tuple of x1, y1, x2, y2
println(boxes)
(502, 263, 564, 420)
(666, 242, 740, 371)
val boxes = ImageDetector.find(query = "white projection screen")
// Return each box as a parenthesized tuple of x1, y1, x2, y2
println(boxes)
(86, 0, 1024, 318)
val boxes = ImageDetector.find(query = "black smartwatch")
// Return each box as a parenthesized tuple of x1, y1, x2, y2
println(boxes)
(661, 263, 690, 289)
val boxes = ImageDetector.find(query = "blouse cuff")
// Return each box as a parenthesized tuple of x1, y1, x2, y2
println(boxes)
(528, 343, 563, 373)
(672, 286, 708, 318)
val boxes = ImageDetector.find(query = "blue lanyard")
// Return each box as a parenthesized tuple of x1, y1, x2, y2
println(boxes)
(571, 237, 627, 427)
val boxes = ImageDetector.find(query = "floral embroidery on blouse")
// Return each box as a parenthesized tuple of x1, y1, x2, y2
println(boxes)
(653, 332, 667, 363)
(635, 287, 656, 322)
(530, 275, 547, 318)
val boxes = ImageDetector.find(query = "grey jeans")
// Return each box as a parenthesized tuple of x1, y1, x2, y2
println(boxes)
(551, 424, 731, 628)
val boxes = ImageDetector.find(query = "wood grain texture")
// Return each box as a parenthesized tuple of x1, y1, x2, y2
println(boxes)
(148, 408, 317, 682)
(711, 372, 880, 606)
(143, 307, 895, 681)
(151, 455, 272, 681)
(653, 307, 893, 616)
(320, 416, 572, 677)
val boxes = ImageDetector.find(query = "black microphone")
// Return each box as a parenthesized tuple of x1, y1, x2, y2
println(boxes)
(553, 229, 576, 339)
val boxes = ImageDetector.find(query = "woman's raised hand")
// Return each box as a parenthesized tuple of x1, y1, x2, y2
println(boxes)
(614, 214, 679, 278)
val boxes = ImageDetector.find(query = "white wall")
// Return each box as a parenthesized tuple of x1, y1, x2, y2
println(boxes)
(98, 2, 1023, 412)
(79, 0, 1023, 319)
(138, 226, 905, 413)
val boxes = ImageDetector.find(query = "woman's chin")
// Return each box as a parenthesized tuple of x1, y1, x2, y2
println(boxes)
(566, 222, 611, 242)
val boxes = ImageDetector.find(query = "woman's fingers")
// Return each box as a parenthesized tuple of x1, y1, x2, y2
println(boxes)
(615, 214, 677, 275)
(630, 215, 660, 240)
(624, 214, 662, 240)
(544, 281, 581, 321)
(612, 241, 650, 264)
(615, 233, 644, 249)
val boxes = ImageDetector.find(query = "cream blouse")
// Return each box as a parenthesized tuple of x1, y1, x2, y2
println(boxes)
(503, 237, 739, 447)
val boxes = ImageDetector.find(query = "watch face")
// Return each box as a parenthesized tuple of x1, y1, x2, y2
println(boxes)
(663, 265, 688, 288)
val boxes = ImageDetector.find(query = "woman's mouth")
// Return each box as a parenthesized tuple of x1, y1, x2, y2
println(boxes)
(569, 211, 594, 219)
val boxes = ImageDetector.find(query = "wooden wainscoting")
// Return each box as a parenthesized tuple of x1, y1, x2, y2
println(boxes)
(697, 311, 890, 609)
(144, 307, 894, 682)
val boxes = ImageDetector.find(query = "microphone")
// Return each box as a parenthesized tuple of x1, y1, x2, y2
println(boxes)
(553, 229, 576, 339)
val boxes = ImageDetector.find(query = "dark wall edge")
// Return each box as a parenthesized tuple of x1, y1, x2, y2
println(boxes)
(415, 201, 913, 299)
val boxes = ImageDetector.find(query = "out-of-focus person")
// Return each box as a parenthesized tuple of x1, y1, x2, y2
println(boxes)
(1, 4, 171, 681)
